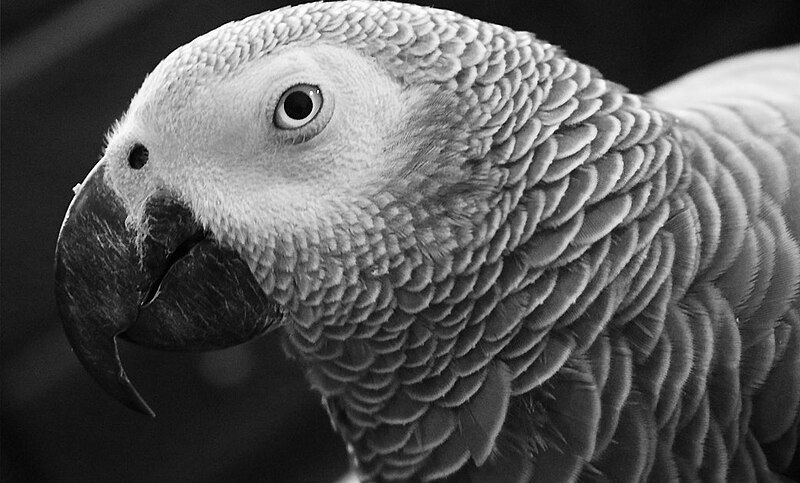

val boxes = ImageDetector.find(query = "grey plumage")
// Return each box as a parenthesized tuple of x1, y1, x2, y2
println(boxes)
(55, 2, 800, 481)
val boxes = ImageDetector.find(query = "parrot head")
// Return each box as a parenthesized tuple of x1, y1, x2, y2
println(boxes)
(56, 1, 502, 417)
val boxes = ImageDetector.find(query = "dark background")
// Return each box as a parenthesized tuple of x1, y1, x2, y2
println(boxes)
(2, 1, 799, 481)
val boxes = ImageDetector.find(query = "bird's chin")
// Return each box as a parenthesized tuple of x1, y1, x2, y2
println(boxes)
(55, 161, 281, 417)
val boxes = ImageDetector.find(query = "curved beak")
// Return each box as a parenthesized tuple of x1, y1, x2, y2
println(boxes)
(55, 162, 280, 417)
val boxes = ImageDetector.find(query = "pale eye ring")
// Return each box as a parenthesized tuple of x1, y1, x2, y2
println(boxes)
(274, 84, 323, 129)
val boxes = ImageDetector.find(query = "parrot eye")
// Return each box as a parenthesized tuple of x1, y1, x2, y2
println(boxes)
(274, 84, 323, 130)
(128, 144, 149, 169)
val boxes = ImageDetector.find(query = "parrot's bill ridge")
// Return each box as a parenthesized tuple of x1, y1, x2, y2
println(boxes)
(55, 162, 280, 417)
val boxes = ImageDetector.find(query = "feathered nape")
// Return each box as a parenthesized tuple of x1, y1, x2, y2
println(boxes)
(232, 4, 692, 479)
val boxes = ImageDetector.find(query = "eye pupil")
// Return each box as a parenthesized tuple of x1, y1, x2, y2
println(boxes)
(128, 144, 149, 169)
(284, 91, 314, 120)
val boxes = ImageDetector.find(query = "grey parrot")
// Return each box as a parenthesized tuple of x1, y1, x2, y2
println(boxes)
(54, 1, 800, 481)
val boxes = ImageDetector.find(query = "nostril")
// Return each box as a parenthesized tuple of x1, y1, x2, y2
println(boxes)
(128, 144, 149, 169)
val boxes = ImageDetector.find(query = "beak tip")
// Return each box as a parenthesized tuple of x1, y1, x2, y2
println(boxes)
(129, 396, 157, 419)
(115, 372, 156, 418)
(93, 352, 157, 418)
